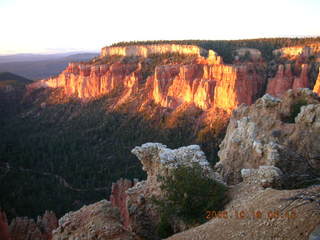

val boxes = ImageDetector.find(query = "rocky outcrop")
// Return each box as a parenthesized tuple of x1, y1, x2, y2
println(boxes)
(150, 63, 265, 112)
(273, 44, 320, 60)
(241, 165, 283, 188)
(110, 178, 135, 229)
(266, 64, 310, 97)
(27, 44, 266, 114)
(52, 143, 218, 240)
(216, 88, 320, 185)
(111, 143, 220, 239)
(52, 200, 137, 240)
(9, 211, 57, 240)
(101, 44, 206, 58)
(27, 62, 142, 100)
(314, 68, 320, 95)
(0, 211, 10, 240)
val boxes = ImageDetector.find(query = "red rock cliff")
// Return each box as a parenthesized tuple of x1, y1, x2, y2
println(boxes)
(28, 46, 266, 114)
(314, 68, 320, 95)
(266, 64, 310, 97)
(110, 179, 135, 229)
(101, 44, 205, 58)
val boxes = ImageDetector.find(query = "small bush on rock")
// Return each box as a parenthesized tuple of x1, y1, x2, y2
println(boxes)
(153, 163, 227, 237)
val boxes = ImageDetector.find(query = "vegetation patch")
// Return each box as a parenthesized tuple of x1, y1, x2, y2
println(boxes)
(282, 98, 308, 123)
(153, 163, 227, 238)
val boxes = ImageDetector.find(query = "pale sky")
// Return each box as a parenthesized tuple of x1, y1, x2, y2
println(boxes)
(0, 0, 319, 54)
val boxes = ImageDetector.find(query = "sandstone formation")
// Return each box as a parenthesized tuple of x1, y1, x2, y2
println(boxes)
(9, 211, 57, 240)
(266, 63, 310, 97)
(52, 200, 137, 240)
(120, 143, 220, 239)
(314, 68, 320, 95)
(150, 63, 264, 112)
(273, 44, 320, 60)
(111, 143, 220, 239)
(101, 44, 206, 58)
(110, 178, 135, 229)
(216, 88, 320, 185)
(0, 211, 10, 240)
(27, 45, 266, 114)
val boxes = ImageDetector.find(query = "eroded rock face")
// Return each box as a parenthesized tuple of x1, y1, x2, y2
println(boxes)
(217, 88, 320, 185)
(8, 211, 57, 240)
(241, 166, 283, 188)
(110, 178, 135, 229)
(273, 44, 320, 60)
(131, 143, 221, 190)
(52, 200, 137, 240)
(266, 64, 311, 97)
(314, 68, 320, 95)
(27, 62, 142, 100)
(101, 44, 205, 58)
(109, 143, 220, 239)
(27, 45, 266, 115)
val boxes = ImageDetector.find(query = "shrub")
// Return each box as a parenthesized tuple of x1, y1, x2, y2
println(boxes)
(153, 163, 227, 237)
(156, 214, 174, 238)
(282, 98, 308, 123)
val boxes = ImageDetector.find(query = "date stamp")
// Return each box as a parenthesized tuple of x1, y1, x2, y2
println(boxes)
(205, 209, 297, 220)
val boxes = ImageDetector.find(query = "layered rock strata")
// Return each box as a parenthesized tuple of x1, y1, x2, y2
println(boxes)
(27, 48, 265, 113)
(216, 88, 320, 185)
(266, 64, 310, 97)
(273, 44, 320, 60)
(101, 44, 206, 58)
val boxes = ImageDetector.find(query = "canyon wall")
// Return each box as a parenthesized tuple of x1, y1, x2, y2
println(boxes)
(314, 68, 320, 94)
(216, 88, 320, 184)
(266, 64, 310, 97)
(101, 44, 205, 58)
(27, 43, 320, 115)
(28, 46, 266, 113)
(273, 44, 320, 60)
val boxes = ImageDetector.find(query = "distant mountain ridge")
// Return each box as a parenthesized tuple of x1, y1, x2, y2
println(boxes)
(0, 72, 32, 88)
(0, 52, 99, 63)
(0, 53, 99, 80)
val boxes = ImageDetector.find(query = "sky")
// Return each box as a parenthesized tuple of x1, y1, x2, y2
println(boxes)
(0, 0, 319, 55)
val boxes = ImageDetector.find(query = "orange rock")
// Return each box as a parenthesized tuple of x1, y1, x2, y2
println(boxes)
(27, 47, 266, 113)
(314, 68, 320, 95)
(267, 64, 293, 97)
(101, 44, 205, 58)
(267, 63, 313, 97)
